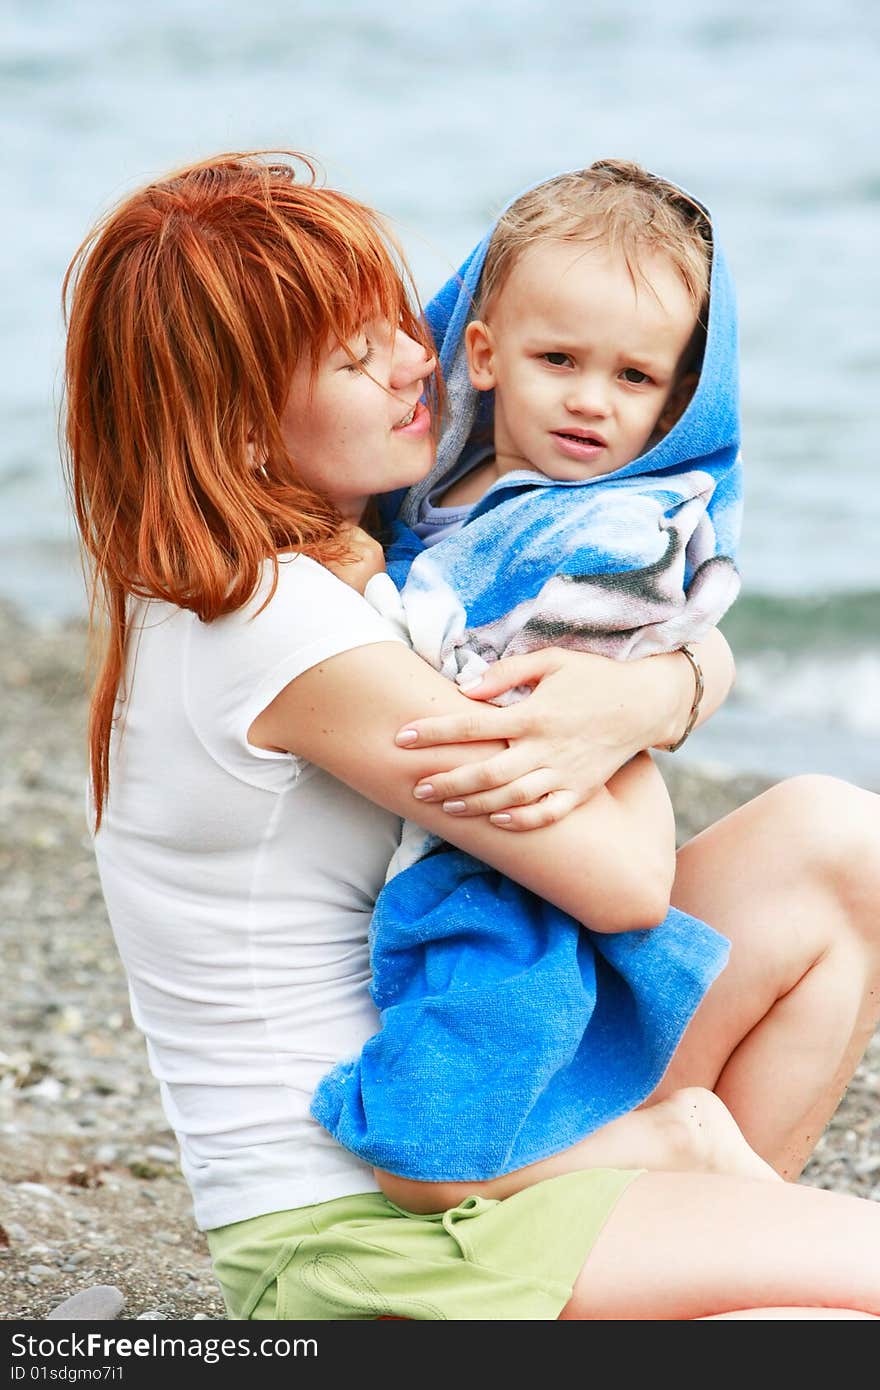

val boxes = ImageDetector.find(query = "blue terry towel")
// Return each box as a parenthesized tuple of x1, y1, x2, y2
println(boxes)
(311, 169, 740, 1181)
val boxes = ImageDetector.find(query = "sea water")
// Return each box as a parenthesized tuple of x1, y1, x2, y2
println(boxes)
(2, 0, 878, 784)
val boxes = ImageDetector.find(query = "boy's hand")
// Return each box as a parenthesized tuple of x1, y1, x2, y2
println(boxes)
(325, 525, 386, 594)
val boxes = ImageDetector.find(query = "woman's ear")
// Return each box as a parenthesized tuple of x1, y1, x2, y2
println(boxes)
(657, 371, 698, 436)
(465, 320, 497, 391)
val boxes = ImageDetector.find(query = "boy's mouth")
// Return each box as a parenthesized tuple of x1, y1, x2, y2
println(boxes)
(552, 429, 608, 461)
(553, 429, 607, 447)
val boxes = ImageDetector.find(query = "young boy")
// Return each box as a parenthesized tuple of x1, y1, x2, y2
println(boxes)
(314, 161, 765, 1204)
(402, 161, 710, 930)
(434, 173, 704, 511)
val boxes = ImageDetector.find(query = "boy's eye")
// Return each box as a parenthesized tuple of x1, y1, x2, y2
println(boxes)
(542, 352, 572, 367)
(621, 367, 650, 384)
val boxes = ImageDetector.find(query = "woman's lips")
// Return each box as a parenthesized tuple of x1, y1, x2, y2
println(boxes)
(551, 429, 607, 461)
(393, 400, 432, 436)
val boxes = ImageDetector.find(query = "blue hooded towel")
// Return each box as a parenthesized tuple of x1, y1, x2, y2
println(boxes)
(311, 169, 742, 1180)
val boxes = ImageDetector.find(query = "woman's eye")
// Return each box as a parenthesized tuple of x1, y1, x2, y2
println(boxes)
(542, 352, 571, 367)
(346, 345, 374, 372)
(621, 367, 650, 384)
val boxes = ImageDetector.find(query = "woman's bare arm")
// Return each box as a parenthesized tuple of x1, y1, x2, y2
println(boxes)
(251, 642, 675, 932)
(386, 628, 735, 828)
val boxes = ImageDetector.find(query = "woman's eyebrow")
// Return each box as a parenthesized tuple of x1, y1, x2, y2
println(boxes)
(328, 336, 357, 361)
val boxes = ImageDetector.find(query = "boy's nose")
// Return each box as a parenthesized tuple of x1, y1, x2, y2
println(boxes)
(390, 329, 436, 390)
(565, 375, 611, 418)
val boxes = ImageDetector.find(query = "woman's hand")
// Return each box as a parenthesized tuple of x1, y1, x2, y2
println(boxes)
(324, 525, 386, 594)
(394, 649, 647, 829)
(393, 636, 734, 830)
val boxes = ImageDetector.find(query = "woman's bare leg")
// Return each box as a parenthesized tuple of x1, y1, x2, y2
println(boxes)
(655, 776, 880, 1177)
(699, 1308, 877, 1319)
(560, 1171, 880, 1320)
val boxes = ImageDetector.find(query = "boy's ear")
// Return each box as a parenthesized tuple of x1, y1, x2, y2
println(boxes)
(657, 371, 698, 435)
(465, 320, 496, 391)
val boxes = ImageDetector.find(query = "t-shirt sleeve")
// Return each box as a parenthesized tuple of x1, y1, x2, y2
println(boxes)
(185, 553, 407, 789)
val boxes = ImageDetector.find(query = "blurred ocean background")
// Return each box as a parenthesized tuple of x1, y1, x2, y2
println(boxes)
(2, 0, 878, 786)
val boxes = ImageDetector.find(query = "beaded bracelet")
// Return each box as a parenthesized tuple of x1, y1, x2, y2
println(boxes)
(666, 643, 705, 752)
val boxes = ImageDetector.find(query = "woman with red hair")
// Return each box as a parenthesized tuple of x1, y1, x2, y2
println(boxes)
(63, 151, 880, 1320)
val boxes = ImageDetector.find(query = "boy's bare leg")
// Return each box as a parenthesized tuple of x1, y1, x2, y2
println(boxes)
(375, 1086, 778, 1214)
(560, 1171, 880, 1320)
(655, 776, 880, 1177)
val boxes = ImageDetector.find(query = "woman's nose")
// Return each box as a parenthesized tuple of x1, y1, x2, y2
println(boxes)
(390, 329, 436, 390)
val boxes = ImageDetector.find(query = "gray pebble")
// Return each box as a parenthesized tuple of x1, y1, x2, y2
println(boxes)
(27, 1077, 65, 1103)
(145, 1145, 177, 1164)
(28, 1265, 57, 1277)
(47, 1285, 126, 1320)
(16, 1182, 68, 1208)
(136, 1311, 167, 1320)
(4, 1222, 28, 1242)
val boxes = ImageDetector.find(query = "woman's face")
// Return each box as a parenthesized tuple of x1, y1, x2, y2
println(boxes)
(280, 320, 436, 522)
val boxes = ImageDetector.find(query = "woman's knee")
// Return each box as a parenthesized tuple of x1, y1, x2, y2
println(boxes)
(765, 775, 880, 941)
(760, 775, 880, 872)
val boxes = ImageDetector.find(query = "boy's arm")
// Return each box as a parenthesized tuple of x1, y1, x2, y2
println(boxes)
(604, 750, 677, 914)
(387, 629, 735, 828)
(251, 642, 674, 933)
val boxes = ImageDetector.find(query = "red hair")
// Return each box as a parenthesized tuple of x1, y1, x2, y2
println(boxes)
(61, 151, 436, 828)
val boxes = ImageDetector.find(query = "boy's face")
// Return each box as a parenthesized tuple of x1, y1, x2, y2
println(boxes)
(466, 239, 700, 482)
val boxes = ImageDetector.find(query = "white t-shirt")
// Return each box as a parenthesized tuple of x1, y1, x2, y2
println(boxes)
(92, 554, 406, 1230)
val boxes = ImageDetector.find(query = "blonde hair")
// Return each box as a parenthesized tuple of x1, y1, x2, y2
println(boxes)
(480, 158, 712, 322)
(62, 150, 436, 827)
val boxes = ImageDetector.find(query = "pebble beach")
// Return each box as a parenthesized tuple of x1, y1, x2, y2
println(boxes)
(2, 600, 878, 1322)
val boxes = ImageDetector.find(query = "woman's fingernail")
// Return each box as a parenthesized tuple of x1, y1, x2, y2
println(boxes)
(490, 813, 512, 825)
(458, 678, 482, 692)
(412, 784, 433, 800)
(395, 729, 418, 746)
(443, 800, 467, 815)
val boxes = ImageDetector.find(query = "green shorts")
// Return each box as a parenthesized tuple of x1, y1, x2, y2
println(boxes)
(207, 1169, 641, 1321)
